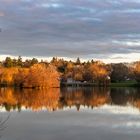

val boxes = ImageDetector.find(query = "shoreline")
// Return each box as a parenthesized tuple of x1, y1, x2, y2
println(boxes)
(0, 82, 139, 89)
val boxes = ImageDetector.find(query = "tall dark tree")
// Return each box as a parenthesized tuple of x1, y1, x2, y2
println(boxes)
(17, 56, 23, 67)
(111, 63, 130, 82)
(51, 57, 57, 65)
(76, 57, 81, 65)
(31, 58, 38, 65)
(3, 57, 13, 67)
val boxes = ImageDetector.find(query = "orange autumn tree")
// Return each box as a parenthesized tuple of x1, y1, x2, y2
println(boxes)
(15, 64, 60, 88)
(45, 64, 60, 87)
(134, 61, 140, 82)
(0, 67, 19, 86)
(14, 68, 29, 87)
(87, 62, 110, 85)
(23, 64, 47, 88)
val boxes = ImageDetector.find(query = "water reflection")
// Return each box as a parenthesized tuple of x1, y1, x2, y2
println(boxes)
(0, 114, 10, 138)
(110, 88, 140, 109)
(60, 87, 110, 110)
(0, 88, 60, 111)
(0, 87, 140, 112)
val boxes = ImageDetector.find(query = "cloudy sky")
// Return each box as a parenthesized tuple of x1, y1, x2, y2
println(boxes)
(0, 0, 140, 63)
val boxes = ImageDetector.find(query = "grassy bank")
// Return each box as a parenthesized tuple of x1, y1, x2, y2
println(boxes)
(61, 81, 140, 88)
(110, 82, 140, 87)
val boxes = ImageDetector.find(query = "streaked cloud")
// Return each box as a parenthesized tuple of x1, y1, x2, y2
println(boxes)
(0, 0, 140, 62)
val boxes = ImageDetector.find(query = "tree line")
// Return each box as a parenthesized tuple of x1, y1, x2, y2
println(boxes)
(0, 56, 140, 88)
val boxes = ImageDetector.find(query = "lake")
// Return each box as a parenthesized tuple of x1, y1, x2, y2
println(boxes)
(0, 87, 140, 140)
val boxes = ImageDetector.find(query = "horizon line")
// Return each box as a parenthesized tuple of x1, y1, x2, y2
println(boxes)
(0, 55, 139, 64)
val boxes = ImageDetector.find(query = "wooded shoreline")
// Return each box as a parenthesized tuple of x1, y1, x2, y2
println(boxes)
(0, 56, 140, 88)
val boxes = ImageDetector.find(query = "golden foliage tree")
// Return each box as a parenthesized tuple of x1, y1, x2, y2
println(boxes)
(0, 68, 19, 86)
(14, 68, 29, 87)
(87, 62, 110, 85)
(134, 61, 140, 82)
(15, 64, 60, 88)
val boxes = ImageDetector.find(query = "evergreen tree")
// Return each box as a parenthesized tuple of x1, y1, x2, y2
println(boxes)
(4, 57, 13, 67)
(17, 56, 23, 67)
(76, 57, 81, 65)
(31, 58, 38, 65)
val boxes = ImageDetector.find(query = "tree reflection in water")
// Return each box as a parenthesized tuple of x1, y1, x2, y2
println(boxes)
(0, 87, 140, 111)
(60, 87, 111, 111)
(0, 88, 60, 111)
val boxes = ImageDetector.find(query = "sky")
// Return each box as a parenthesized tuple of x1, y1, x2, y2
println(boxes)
(0, 0, 140, 63)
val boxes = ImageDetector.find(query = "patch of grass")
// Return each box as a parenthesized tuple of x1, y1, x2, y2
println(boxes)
(110, 81, 140, 87)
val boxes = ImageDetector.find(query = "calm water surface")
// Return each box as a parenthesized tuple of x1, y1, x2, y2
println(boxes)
(0, 87, 140, 140)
